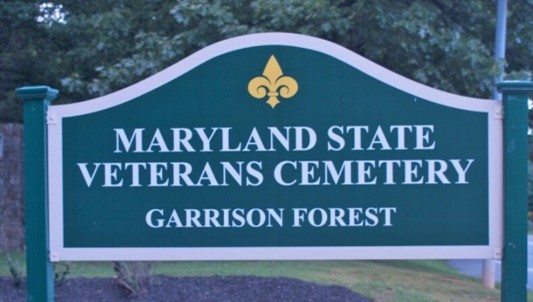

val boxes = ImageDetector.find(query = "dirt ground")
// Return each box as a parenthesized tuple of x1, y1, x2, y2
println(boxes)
(0, 275, 373, 301)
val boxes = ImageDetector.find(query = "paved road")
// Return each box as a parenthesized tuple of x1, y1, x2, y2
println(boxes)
(447, 236, 533, 289)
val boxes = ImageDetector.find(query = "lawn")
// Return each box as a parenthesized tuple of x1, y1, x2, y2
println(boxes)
(0, 251, 528, 302)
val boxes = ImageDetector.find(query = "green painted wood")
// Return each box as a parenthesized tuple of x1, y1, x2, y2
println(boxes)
(498, 81, 533, 302)
(16, 86, 58, 302)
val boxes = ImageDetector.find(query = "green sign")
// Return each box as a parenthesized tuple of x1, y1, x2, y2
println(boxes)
(47, 33, 502, 261)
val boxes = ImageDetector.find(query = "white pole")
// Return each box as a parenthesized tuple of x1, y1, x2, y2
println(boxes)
(483, 0, 507, 290)
(492, 0, 507, 101)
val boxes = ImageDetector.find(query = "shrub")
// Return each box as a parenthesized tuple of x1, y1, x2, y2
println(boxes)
(113, 261, 153, 297)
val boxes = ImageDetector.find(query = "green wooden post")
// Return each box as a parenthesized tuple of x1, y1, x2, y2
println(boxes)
(498, 81, 533, 302)
(16, 86, 58, 302)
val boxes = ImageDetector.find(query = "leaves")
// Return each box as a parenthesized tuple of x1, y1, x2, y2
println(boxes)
(1, 0, 533, 122)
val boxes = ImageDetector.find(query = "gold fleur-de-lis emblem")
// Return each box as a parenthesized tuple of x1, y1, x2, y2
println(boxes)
(248, 55, 298, 108)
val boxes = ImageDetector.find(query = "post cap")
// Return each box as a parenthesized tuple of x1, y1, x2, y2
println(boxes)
(16, 86, 59, 102)
(496, 81, 533, 93)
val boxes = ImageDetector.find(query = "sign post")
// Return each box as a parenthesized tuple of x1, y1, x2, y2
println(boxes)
(16, 86, 58, 302)
(498, 81, 533, 302)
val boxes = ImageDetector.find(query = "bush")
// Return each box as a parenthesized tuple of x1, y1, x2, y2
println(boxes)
(113, 261, 153, 297)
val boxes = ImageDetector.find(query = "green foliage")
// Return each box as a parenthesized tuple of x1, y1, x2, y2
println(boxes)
(54, 262, 70, 286)
(1, 1, 532, 123)
(6, 252, 23, 287)
(3, 251, 69, 287)
(350, 1, 496, 96)
(113, 261, 153, 297)
(58, 0, 351, 99)
(0, 1, 43, 122)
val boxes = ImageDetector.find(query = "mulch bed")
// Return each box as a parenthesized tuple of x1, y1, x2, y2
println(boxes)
(0, 275, 373, 301)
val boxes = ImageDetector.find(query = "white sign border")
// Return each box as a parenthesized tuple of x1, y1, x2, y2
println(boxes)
(47, 32, 503, 262)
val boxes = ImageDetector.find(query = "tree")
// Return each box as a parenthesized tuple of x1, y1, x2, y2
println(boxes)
(1, 0, 532, 123)
(57, 0, 533, 100)
(0, 1, 56, 122)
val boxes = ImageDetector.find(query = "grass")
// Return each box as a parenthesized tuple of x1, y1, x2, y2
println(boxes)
(0, 251, 529, 301)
